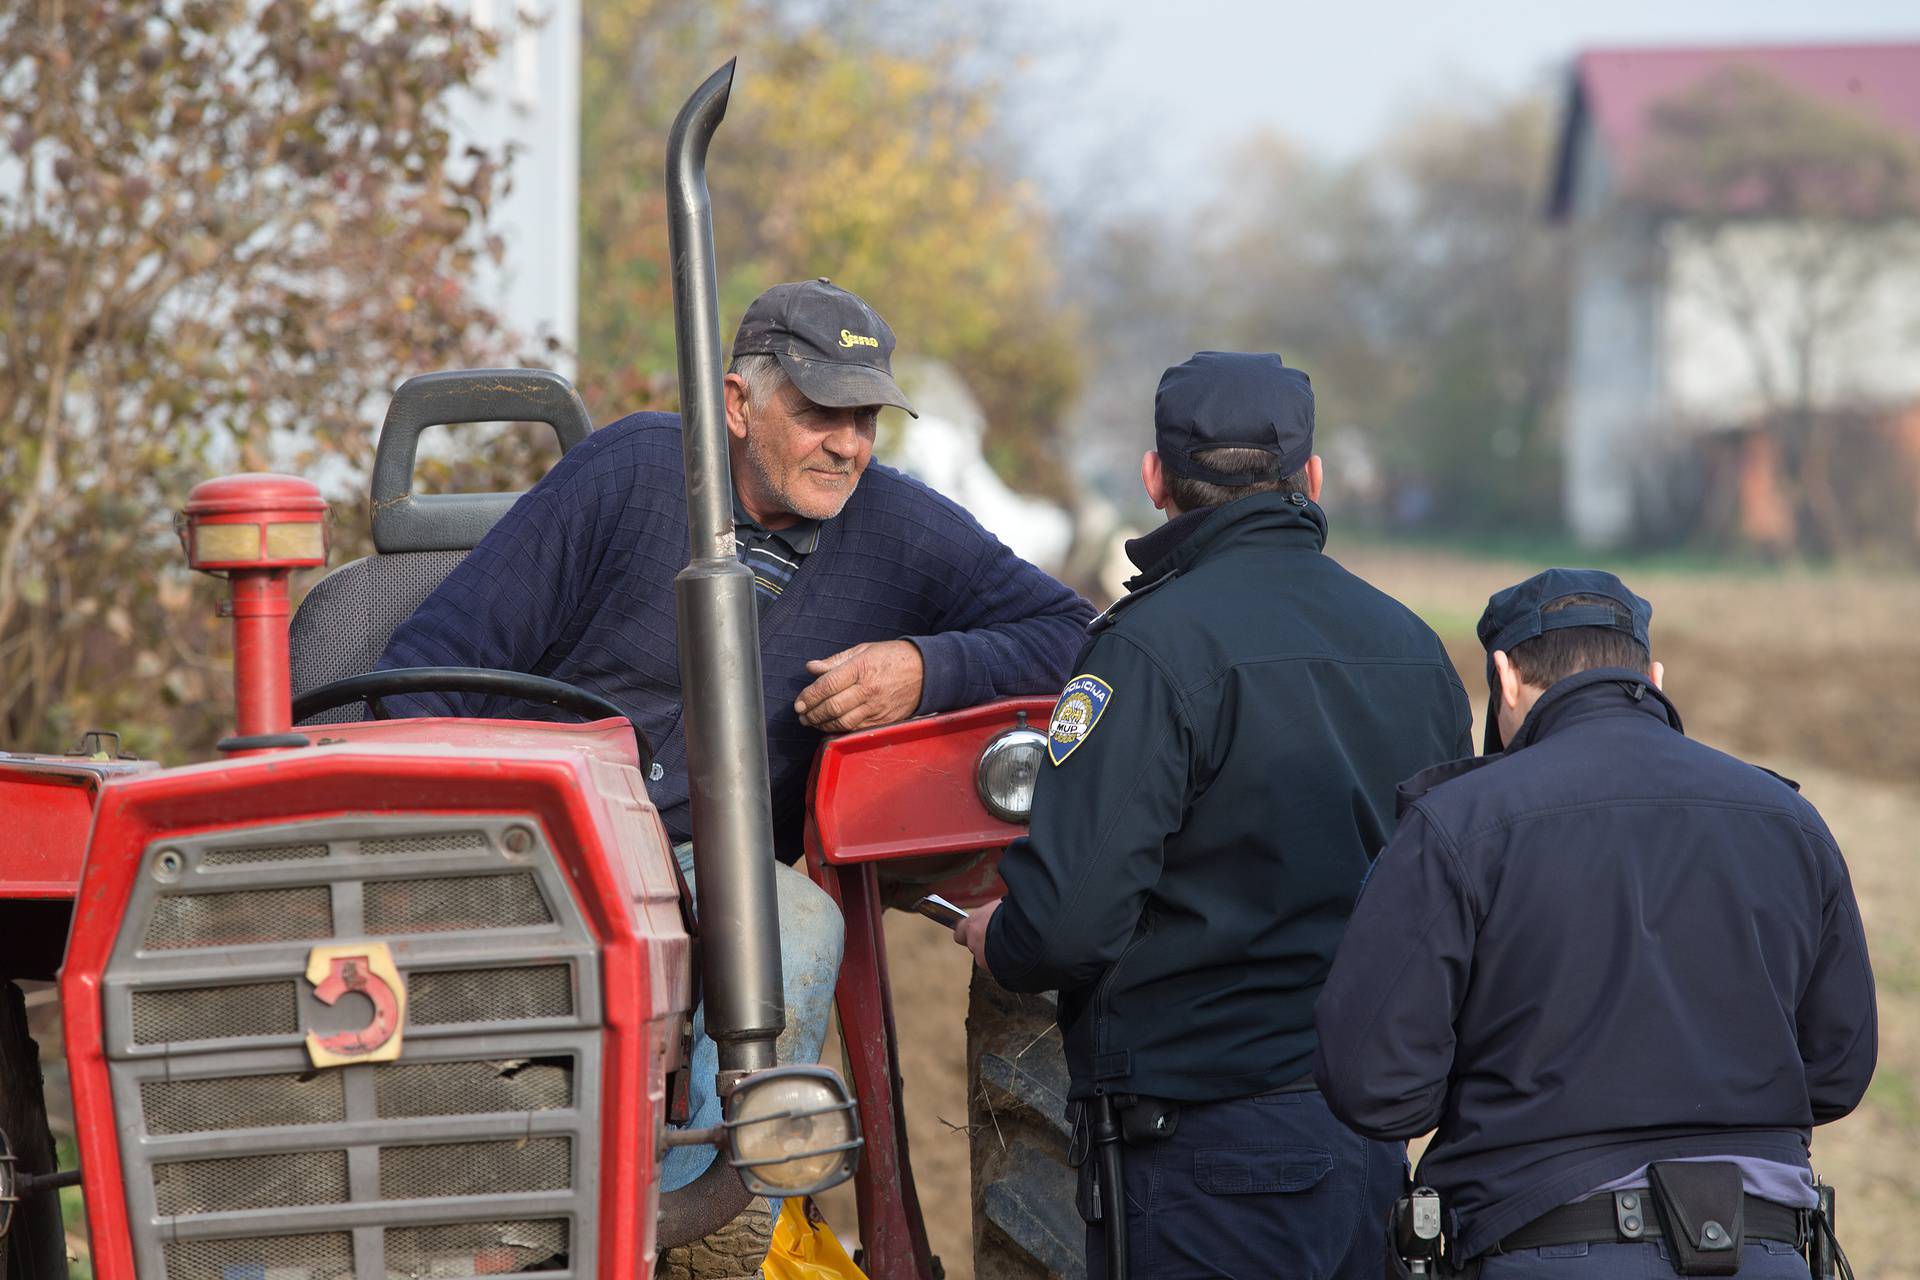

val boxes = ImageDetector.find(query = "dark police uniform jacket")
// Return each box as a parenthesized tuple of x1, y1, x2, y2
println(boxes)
(1312, 668, 1878, 1260)
(985, 493, 1473, 1102)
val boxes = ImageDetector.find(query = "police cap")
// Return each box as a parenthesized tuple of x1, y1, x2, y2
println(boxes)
(1154, 351, 1314, 486)
(1476, 568, 1653, 752)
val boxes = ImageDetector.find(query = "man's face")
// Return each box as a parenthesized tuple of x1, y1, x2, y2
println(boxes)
(732, 378, 880, 524)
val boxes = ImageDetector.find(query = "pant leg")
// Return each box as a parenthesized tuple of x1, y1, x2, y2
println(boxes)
(659, 845, 846, 1192)
(1479, 1239, 1812, 1277)
(1085, 1088, 1408, 1280)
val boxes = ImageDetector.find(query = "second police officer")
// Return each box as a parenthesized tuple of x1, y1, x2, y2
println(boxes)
(1313, 570, 1877, 1278)
(955, 351, 1475, 1279)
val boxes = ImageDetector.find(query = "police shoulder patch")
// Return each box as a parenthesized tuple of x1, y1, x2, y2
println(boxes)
(1047, 674, 1113, 766)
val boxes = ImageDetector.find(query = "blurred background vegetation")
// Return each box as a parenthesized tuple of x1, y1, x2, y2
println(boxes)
(10, 0, 1919, 757)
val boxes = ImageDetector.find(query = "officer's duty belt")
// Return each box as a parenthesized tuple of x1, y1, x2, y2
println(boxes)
(1499, 1191, 1804, 1253)
(1109, 1075, 1318, 1146)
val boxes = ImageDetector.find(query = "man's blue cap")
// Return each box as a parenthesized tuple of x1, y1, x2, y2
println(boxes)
(1476, 568, 1653, 752)
(1154, 351, 1314, 487)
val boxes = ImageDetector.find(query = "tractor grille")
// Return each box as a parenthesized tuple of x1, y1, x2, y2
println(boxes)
(201, 841, 330, 866)
(145, 885, 334, 949)
(107, 817, 605, 1279)
(381, 1137, 572, 1199)
(375, 1057, 574, 1118)
(165, 1231, 357, 1280)
(143, 1070, 348, 1135)
(385, 1220, 569, 1277)
(131, 980, 300, 1044)
(155, 1150, 351, 1216)
(362, 830, 490, 857)
(410, 964, 574, 1026)
(365, 872, 551, 934)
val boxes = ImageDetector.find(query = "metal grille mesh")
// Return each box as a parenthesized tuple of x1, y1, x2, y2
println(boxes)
(365, 873, 550, 934)
(154, 1149, 350, 1216)
(381, 1137, 571, 1200)
(131, 981, 298, 1045)
(201, 841, 330, 866)
(164, 1231, 354, 1280)
(384, 1220, 568, 1277)
(409, 965, 573, 1026)
(374, 1057, 574, 1118)
(143, 1071, 347, 1136)
(362, 830, 490, 857)
(145, 885, 334, 949)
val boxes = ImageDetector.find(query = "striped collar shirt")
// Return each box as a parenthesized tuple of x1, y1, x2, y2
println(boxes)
(733, 496, 822, 602)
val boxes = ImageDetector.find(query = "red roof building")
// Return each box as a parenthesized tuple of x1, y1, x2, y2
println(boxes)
(1551, 43, 1920, 218)
(1548, 43, 1920, 550)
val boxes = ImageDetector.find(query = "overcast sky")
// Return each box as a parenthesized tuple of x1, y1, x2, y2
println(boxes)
(1013, 0, 1919, 199)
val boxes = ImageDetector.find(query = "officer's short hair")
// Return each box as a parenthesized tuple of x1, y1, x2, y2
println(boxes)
(1508, 594, 1652, 687)
(1164, 447, 1309, 512)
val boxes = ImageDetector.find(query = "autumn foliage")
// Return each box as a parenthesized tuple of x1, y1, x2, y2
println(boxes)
(577, 0, 1082, 490)
(1, 0, 511, 752)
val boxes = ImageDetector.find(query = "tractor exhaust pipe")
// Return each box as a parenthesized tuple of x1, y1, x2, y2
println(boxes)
(665, 58, 784, 1084)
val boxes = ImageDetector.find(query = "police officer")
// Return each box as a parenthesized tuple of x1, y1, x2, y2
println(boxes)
(1313, 569, 1877, 1278)
(954, 351, 1475, 1279)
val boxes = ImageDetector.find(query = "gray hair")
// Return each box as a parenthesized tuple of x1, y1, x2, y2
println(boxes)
(728, 352, 790, 408)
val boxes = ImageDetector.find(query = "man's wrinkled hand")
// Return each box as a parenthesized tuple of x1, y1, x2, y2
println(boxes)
(953, 898, 1002, 972)
(795, 640, 925, 733)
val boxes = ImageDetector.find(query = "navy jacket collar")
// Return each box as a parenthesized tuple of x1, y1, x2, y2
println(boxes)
(1396, 668, 1682, 816)
(1124, 492, 1328, 591)
(1506, 667, 1683, 752)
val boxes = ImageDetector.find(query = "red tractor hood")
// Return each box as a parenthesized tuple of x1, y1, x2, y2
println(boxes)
(0, 753, 159, 900)
(0, 719, 637, 903)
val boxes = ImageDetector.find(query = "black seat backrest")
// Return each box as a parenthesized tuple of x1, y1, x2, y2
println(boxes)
(289, 369, 593, 724)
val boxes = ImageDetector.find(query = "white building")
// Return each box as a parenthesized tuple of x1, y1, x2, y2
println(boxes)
(1548, 43, 1920, 548)
(453, 0, 580, 365)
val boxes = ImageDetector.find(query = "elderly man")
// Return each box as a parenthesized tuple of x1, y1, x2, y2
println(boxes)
(377, 278, 1091, 1196)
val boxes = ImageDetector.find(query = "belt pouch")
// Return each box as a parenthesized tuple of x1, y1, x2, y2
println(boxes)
(1647, 1161, 1745, 1275)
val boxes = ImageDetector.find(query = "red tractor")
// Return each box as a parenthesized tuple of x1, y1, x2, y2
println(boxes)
(0, 62, 1076, 1280)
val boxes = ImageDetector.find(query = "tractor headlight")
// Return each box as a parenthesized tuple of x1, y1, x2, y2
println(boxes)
(976, 722, 1047, 823)
(726, 1066, 861, 1197)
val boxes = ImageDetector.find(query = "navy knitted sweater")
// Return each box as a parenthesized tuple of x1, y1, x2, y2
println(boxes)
(378, 411, 1093, 857)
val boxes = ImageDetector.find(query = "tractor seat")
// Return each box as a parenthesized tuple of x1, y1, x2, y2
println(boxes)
(288, 369, 593, 725)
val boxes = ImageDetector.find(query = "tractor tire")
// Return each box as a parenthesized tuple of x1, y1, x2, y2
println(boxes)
(656, 1200, 773, 1280)
(966, 970, 1082, 1280)
(0, 981, 67, 1280)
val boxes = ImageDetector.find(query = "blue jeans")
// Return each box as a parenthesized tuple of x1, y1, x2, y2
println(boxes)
(1086, 1088, 1407, 1280)
(1481, 1240, 1811, 1277)
(658, 844, 845, 1194)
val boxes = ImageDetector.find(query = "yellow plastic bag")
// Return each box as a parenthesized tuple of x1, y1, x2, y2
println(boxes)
(762, 1196, 868, 1280)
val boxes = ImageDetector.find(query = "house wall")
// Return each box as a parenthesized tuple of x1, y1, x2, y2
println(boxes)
(452, 0, 581, 368)
(1563, 126, 1667, 548)
(1663, 219, 1920, 427)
